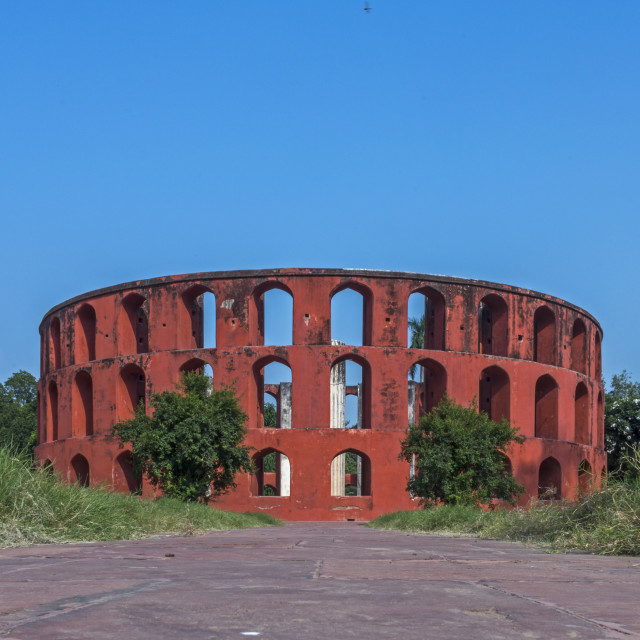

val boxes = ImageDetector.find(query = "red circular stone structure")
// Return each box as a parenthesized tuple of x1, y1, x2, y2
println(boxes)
(35, 269, 605, 521)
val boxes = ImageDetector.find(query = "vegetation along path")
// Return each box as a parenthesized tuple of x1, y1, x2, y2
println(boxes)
(1, 522, 639, 639)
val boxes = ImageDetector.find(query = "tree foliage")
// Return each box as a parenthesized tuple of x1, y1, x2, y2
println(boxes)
(263, 401, 277, 427)
(605, 371, 640, 476)
(0, 370, 38, 454)
(400, 395, 524, 507)
(112, 372, 252, 502)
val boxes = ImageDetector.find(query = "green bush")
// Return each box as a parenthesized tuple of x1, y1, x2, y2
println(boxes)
(400, 395, 524, 506)
(112, 372, 252, 502)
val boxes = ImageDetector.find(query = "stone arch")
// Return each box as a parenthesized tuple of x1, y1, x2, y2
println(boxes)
(113, 451, 142, 493)
(47, 380, 59, 441)
(72, 370, 93, 437)
(594, 331, 602, 380)
(49, 316, 61, 370)
(597, 390, 604, 447)
(408, 286, 446, 350)
(578, 459, 592, 495)
(70, 454, 90, 487)
(331, 449, 371, 497)
(330, 353, 371, 429)
(119, 293, 148, 355)
(408, 358, 447, 424)
(478, 294, 508, 356)
(181, 284, 216, 349)
(571, 319, 587, 374)
(574, 382, 589, 445)
(538, 457, 561, 500)
(75, 303, 96, 363)
(251, 448, 290, 497)
(119, 364, 146, 419)
(253, 356, 292, 429)
(330, 281, 373, 347)
(500, 452, 513, 476)
(535, 374, 558, 439)
(251, 281, 294, 346)
(533, 306, 556, 365)
(179, 357, 207, 373)
(479, 365, 510, 422)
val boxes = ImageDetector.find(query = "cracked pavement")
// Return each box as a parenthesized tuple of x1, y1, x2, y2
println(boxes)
(1, 522, 639, 639)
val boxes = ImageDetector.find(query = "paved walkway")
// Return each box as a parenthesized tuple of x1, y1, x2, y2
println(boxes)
(1, 523, 639, 639)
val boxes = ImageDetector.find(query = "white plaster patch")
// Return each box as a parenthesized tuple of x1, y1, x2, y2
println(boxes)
(221, 299, 234, 309)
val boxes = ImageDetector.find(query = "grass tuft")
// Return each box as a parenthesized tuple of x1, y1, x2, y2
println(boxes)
(0, 447, 281, 548)
(371, 450, 640, 556)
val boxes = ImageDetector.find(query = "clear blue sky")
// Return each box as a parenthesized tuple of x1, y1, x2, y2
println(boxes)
(1, 1, 638, 384)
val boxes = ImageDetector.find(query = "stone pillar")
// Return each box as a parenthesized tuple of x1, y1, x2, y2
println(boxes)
(279, 382, 291, 496)
(279, 382, 292, 429)
(408, 381, 417, 425)
(330, 340, 346, 496)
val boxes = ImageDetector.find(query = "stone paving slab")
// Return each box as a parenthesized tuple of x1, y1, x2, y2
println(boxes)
(0, 523, 639, 639)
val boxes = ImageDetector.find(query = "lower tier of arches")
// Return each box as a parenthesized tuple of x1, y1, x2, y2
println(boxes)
(34, 433, 606, 521)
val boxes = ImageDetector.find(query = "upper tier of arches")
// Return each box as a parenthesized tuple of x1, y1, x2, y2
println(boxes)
(40, 270, 602, 381)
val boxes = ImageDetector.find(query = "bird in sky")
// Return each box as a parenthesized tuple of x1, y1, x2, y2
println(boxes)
(364, 2, 372, 13)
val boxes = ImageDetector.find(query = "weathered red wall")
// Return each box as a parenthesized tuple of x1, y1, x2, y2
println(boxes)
(35, 269, 605, 521)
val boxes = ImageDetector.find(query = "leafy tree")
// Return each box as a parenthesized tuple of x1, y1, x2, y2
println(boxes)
(400, 395, 524, 507)
(408, 314, 425, 380)
(605, 371, 640, 476)
(112, 371, 252, 502)
(263, 401, 277, 427)
(0, 370, 38, 453)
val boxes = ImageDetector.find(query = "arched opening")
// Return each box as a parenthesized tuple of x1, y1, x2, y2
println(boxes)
(407, 287, 445, 351)
(75, 304, 96, 363)
(500, 453, 513, 476)
(595, 332, 602, 380)
(119, 364, 146, 419)
(41, 458, 53, 474)
(571, 319, 587, 374)
(120, 293, 148, 355)
(254, 358, 292, 429)
(179, 358, 214, 393)
(47, 380, 58, 441)
(538, 457, 561, 500)
(330, 355, 371, 430)
(72, 370, 93, 437)
(180, 357, 206, 373)
(251, 449, 290, 496)
(535, 374, 558, 439)
(249, 282, 294, 346)
(181, 285, 216, 349)
(574, 382, 589, 445)
(478, 294, 508, 356)
(49, 317, 61, 370)
(331, 449, 371, 497)
(533, 306, 556, 365)
(479, 365, 510, 422)
(331, 283, 372, 347)
(578, 459, 592, 495)
(70, 454, 90, 487)
(408, 359, 447, 424)
(113, 451, 142, 493)
(597, 390, 604, 447)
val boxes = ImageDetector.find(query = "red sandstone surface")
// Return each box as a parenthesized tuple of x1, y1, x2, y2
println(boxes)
(36, 269, 604, 520)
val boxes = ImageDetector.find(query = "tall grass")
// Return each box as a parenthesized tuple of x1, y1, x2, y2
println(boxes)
(0, 447, 280, 548)
(371, 450, 640, 556)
